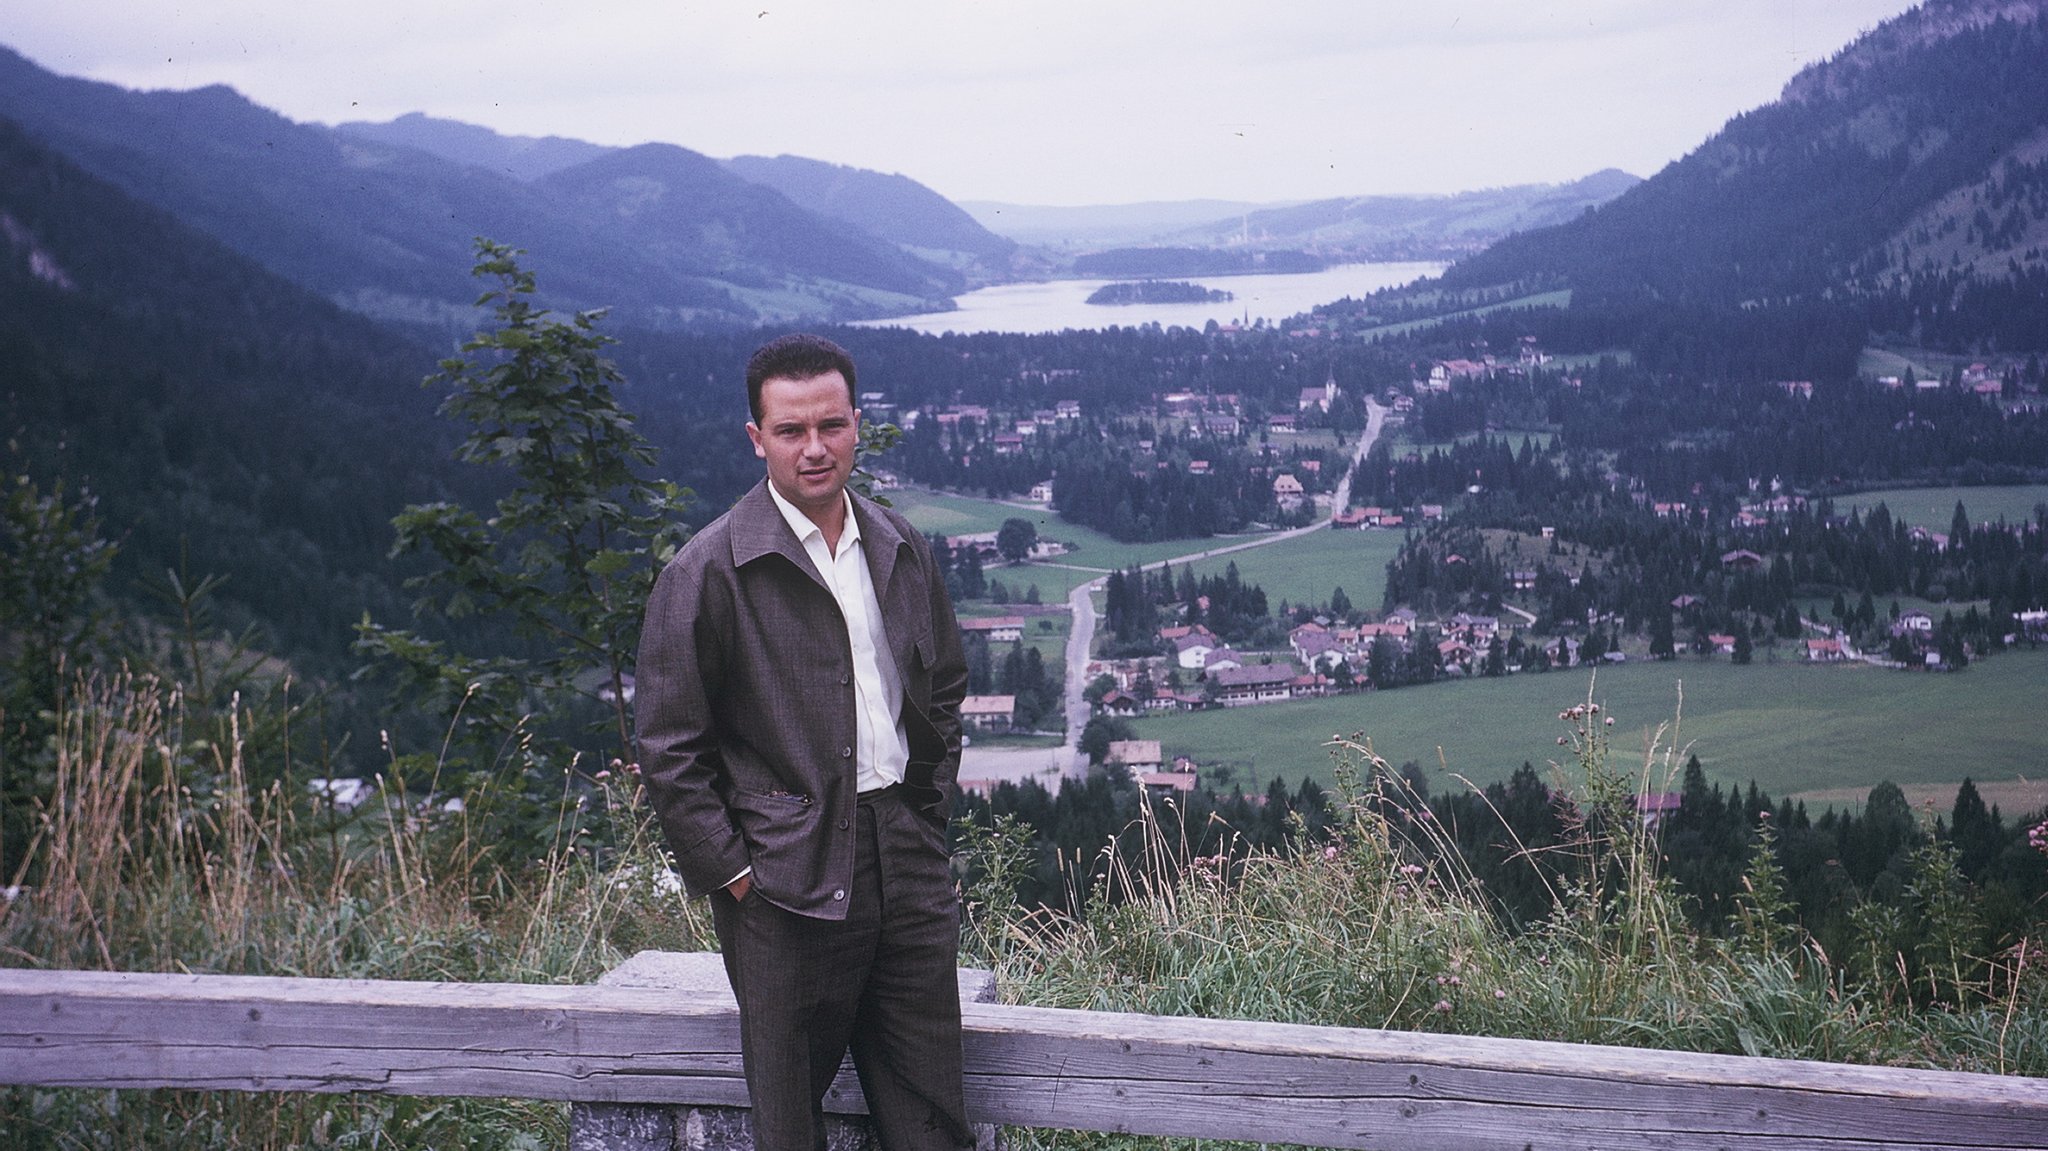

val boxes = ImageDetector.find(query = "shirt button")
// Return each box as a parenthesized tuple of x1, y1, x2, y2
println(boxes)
(840, 673, 851, 685)
(841, 746, 853, 758)
(838, 818, 849, 830)
(832, 889, 846, 901)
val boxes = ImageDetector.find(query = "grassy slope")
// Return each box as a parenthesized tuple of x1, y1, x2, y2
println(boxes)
(1351, 289, 1572, 340)
(890, 487, 1297, 597)
(1141, 649, 2048, 806)
(1833, 484, 2048, 530)
(1178, 527, 1407, 614)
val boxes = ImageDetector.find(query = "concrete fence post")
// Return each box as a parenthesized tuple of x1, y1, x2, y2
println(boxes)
(568, 952, 997, 1151)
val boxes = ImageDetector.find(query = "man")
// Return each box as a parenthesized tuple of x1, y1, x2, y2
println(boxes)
(635, 333, 973, 1151)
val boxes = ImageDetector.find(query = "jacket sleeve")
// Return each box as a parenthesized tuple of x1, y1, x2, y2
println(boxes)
(635, 549, 752, 898)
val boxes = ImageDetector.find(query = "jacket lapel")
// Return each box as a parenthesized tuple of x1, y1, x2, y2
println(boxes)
(851, 494, 927, 675)
(727, 481, 828, 591)
(851, 493, 906, 602)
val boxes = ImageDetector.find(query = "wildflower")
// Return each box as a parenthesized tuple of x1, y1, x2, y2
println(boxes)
(626, 762, 643, 775)
(1399, 863, 1424, 876)
(1323, 845, 1340, 862)
(1556, 736, 1568, 745)
(1604, 717, 1614, 726)
(1433, 1000, 1452, 1014)
(594, 769, 612, 781)
(1494, 989, 1507, 1000)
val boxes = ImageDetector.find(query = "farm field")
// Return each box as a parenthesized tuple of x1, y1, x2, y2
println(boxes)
(1352, 288, 1572, 340)
(1138, 649, 2048, 809)
(1389, 429, 1557, 456)
(957, 605, 1071, 667)
(891, 486, 1305, 603)
(883, 486, 1031, 537)
(1179, 527, 1407, 615)
(1833, 484, 2048, 530)
(1792, 778, 2048, 817)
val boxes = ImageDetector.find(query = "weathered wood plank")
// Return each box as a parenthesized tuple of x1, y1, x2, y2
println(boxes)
(2, 968, 2043, 1150)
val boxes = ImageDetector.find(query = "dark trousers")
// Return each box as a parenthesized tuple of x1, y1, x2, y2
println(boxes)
(711, 787, 972, 1151)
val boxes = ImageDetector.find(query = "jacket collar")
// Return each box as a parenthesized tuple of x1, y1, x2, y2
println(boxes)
(727, 479, 911, 595)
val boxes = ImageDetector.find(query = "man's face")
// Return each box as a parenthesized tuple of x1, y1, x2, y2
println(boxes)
(747, 371, 860, 521)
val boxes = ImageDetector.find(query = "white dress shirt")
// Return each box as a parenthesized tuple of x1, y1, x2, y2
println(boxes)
(765, 483, 910, 794)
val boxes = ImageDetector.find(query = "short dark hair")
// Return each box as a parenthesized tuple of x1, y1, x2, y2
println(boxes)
(745, 333, 858, 423)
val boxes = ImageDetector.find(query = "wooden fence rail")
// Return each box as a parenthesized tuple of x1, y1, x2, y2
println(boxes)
(2, 961, 2044, 1151)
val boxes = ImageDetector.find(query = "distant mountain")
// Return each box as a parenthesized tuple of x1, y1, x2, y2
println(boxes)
(1439, 0, 2048, 350)
(1170, 170, 1641, 259)
(336, 112, 615, 181)
(958, 175, 1637, 260)
(537, 143, 962, 309)
(958, 199, 1291, 248)
(723, 154, 1018, 275)
(0, 48, 962, 326)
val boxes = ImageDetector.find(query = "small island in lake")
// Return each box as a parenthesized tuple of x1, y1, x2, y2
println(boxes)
(1085, 279, 1235, 306)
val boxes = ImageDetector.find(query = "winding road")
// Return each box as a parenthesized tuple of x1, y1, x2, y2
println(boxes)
(958, 400, 1389, 789)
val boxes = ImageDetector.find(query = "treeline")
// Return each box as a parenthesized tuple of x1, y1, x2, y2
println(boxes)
(1101, 560, 1275, 653)
(1433, 757, 2048, 999)
(954, 755, 2048, 1005)
(889, 408, 1348, 541)
(963, 635, 1063, 733)
(958, 771, 1333, 913)
(1072, 248, 1325, 278)
(1046, 435, 1300, 541)
(1380, 472, 2046, 662)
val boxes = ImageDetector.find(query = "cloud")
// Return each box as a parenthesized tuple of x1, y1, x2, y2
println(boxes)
(3, 0, 1922, 203)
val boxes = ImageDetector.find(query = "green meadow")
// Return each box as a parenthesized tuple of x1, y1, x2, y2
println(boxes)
(1178, 527, 1407, 614)
(1137, 649, 2048, 807)
(1833, 484, 2048, 530)
(1351, 288, 1572, 340)
(956, 604, 1072, 667)
(889, 486, 1298, 599)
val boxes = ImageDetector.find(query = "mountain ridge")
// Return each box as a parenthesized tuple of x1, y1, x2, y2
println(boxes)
(1434, 0, 2048, 352)
(0, 47, 967, 327)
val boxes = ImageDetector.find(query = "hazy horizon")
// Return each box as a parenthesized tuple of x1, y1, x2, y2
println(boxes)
(6, 1, 1922, 206)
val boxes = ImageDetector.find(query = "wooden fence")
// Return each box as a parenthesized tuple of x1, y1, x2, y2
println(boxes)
(3, 958, 2045, 1151)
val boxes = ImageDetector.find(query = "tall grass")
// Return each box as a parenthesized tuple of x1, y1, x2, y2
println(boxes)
(967, 687, 2047, 1089)
(0, 673, 713, 1149)
(3, 676, 2041, 1149)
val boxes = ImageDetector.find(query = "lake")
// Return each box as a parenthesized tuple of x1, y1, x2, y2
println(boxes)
(860, 261, 1445, 336)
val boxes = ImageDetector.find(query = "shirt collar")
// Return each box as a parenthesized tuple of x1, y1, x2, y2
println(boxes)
(764, 481, 859, 553)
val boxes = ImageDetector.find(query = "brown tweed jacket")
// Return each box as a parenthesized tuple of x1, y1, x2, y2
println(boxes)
(635, 479, 967, 918)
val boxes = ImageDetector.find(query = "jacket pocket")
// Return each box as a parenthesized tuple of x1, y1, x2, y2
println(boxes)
(728, 787, 817, 850)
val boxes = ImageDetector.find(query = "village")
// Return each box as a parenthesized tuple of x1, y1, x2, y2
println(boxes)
(898, 339, 2048, 804)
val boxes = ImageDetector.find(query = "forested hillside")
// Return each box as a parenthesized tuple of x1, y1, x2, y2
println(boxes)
(1165, 169, 1641, 260)
(0, 115, 452, 667)
(335, 112, 614, 182)
(0, 48, 964, 328)
(723, 153, 1020, 275)
(1436, 0, 2048, 354)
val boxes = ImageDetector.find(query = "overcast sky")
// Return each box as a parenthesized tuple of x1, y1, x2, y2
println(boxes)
(8, 1, 1922, 205)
